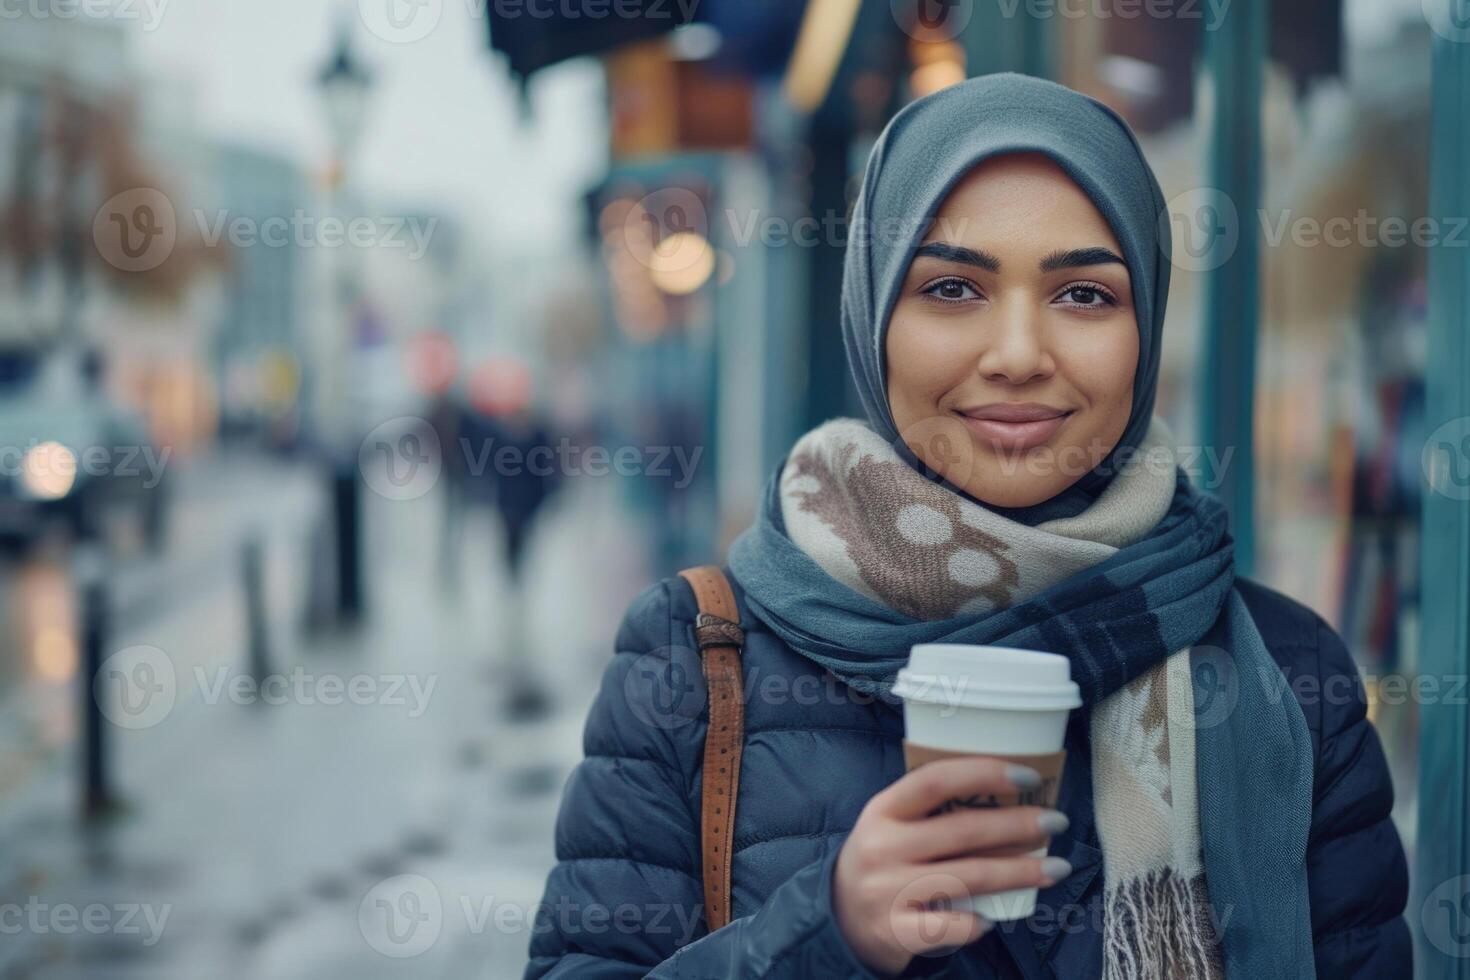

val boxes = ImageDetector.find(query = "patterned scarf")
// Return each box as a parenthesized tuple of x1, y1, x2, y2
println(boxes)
(727, 416, 1317, 979)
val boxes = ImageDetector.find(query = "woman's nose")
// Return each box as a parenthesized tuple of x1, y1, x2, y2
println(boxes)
(974, 300, 1054, 385)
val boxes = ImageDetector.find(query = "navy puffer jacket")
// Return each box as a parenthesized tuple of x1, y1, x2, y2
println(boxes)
(525, 569, 1410, 978)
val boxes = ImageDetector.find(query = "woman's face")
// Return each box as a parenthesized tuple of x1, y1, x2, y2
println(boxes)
(885, 152, 1139, 508)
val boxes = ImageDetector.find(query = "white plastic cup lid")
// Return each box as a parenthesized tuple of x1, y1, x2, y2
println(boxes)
(893, 643, 1082, 712)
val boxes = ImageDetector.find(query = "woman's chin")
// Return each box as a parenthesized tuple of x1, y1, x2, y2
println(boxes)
(961, 480, 1073, 510)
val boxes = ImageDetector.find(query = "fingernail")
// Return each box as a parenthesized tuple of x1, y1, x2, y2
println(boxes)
(1040, 857, 1072, 885)
(1037, 810, 1069, 835)
(1006, 764, 1041, 789)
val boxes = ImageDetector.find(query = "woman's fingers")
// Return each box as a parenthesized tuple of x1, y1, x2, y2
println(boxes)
(875, 757, 1038, 821)
(883, 853, 1071, 903)
(895, 805, 1063, 862)
(836, 766, 1065, 977)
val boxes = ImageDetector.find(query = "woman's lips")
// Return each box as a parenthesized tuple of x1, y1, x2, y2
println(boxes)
(953, 409, 1072, 452)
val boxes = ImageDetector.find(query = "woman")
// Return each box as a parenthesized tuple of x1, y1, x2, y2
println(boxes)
(526, 73, 1409, 979)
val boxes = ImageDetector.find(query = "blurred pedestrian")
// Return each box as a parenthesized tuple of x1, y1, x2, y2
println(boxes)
(469, 402, 561, 719)
(476, 404, 559, 587)
(428, 389, 467, 590)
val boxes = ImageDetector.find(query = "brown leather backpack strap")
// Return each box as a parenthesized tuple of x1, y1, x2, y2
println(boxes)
(677, 564, 746, 932)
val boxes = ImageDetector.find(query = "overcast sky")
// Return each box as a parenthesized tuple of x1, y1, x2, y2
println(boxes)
(132, 0, 607, 253)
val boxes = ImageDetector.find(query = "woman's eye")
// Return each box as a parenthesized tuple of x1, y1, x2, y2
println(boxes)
(1056, 283, 1117, 308)
(922, 278, 980, 302)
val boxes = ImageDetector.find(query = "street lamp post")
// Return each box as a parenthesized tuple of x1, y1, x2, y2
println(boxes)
(314, 18, 373, 626)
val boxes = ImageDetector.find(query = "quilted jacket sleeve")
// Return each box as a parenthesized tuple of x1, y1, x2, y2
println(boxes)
(524, 578, 884, 979)
(1306, 617, 1412, 977)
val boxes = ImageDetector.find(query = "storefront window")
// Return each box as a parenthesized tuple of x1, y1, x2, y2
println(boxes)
(1254, 9, 1432, 855)
(1058, 0, 1430, 862)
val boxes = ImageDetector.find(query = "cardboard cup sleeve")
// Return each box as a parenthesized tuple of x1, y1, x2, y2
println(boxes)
(902, 740, 1066, 811)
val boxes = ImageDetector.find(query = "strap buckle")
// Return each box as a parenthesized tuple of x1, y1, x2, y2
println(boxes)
(694, 612, 745, 651)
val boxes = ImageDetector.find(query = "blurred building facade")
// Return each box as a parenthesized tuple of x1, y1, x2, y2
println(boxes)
(212, 144, 312, 447)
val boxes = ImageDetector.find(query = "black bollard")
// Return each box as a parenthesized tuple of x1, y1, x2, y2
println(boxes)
(303, 510, 334, 635)
(81, 578, 116, 820)
(242, 533, 271, 684)
(332, 464, 363, 623)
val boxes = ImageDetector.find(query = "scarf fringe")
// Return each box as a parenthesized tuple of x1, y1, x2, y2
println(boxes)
(1103, 869, 1225, 980)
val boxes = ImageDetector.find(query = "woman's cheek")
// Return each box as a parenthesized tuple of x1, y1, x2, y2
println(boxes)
(889, 319, 955, 407)
(1064, 326, 1137, 409)
(905, 317, 979, 374)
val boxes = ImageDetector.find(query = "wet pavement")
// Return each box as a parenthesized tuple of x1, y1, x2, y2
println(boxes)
(0, 449, 656, 979)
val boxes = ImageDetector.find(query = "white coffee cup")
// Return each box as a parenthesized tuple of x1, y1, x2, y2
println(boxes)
(893, 644, 1081, 922)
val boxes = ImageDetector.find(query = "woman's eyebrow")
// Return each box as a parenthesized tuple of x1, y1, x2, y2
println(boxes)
(1038, 246, 1126, 271)
(913, 241, 1000, 272)
(913, 242, 1125, 274)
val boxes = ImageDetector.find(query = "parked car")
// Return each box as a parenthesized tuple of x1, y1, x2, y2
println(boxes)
(0, 354, 169, 552)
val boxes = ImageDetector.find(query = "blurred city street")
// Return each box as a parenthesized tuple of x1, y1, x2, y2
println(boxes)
(0, 446, 654, 979)
(1, 0, 1465, 974)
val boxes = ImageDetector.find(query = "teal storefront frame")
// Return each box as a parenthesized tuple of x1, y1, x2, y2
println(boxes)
(1417, 2, 1470, 976)
(1198, 0, 1265, 580)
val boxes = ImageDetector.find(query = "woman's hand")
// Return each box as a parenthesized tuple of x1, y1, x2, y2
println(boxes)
(832, 757, 1072, 977)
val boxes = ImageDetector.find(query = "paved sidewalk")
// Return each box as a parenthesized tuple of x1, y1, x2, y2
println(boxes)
(0, 461, 656, 980)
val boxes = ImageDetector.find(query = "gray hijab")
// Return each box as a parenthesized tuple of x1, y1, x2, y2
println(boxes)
(841, 71, 1172, 510)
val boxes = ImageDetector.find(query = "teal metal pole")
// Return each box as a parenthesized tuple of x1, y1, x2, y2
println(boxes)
(801, 127, 853, 430)
(1416, 3, 1470, 976)
(1198, 0, 1265, 577)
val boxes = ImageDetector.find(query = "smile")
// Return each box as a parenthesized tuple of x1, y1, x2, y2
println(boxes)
(953, 404, 1074, 452)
